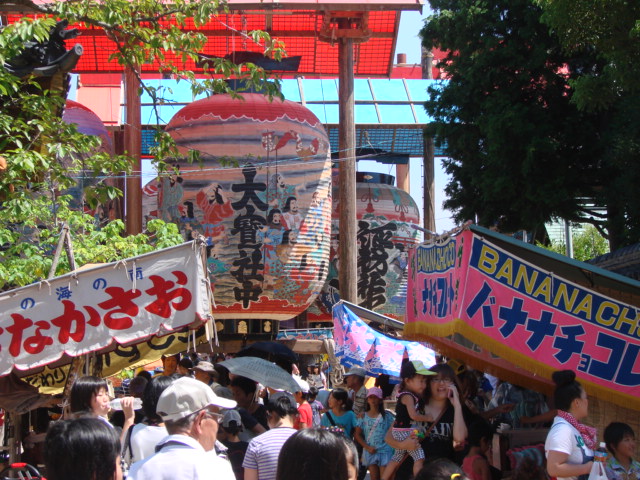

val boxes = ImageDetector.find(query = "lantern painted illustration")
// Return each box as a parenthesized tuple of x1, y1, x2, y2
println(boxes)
(323, 172, 420, 321)
(150, 93, 332, 319)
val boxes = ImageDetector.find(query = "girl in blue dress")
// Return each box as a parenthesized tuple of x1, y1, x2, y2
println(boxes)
(354, 387, 395, 480)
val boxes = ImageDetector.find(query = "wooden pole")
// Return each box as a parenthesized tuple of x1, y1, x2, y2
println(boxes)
(47, 222, 77, 277)
(423, 137, 436, 233)
(8, 412, 21, 464)
(63, 227, 77, 272)
(422, 48, 436, 234)
(124, 66, 142, 235)
(61, 356, 86, 419)
(338, 37, 357, 304)
(396, 163, 410, 193)
(422, 46, 434, 80)
(48, 223, 69, 279)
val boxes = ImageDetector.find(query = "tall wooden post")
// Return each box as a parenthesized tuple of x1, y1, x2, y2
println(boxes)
(422, 47, 436, 234)
(396, 163, 410, 193)
(124, 66, 142, 235)
(423, 138, 436, 233)
(8, 412, 21, 463)
(338, 37, 357, 304)
(422, 46, 434, 80)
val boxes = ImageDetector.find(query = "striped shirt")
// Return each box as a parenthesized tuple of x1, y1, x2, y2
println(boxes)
(242, 427, 297, 480)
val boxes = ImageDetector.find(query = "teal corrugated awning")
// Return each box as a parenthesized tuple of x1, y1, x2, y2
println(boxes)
(137, 78, 449, 159)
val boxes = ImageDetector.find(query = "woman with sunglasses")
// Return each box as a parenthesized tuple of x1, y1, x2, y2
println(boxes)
(386, 363, 468, 480)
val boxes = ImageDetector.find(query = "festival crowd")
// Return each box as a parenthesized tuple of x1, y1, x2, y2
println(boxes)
(34, 353, 639, 480)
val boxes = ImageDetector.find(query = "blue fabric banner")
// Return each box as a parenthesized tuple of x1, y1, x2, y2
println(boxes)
(332, 302, 436, 377)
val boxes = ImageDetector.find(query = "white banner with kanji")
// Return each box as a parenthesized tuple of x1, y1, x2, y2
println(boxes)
(0, 241, 211, 376)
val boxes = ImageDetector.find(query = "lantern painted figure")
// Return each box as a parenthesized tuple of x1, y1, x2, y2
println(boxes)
(323, 172, 420, 321)
(150, 93, 332, 319)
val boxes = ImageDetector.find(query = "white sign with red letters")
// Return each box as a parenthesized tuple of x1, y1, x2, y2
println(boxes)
(0, 241, 211, 376)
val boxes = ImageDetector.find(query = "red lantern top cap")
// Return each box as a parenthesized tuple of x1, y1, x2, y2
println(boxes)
(168, 93, 322, 129)
(62, 99, 113, 153)
(65, 99, 99, 114)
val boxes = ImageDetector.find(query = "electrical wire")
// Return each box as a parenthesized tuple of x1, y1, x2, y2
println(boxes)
(58, 138, 414, 181)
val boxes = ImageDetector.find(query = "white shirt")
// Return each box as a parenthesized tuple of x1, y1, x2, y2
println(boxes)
(128, 434, 235, 480)
(545, 417, 594, 480)
(126, 423, 169, 464)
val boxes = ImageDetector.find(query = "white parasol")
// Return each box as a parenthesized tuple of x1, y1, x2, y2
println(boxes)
(219, 357, 300, 393)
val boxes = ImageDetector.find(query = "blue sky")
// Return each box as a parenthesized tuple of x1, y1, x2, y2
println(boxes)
(359, 4, 457, 235)
(75, 3, 457, 235)
(396, 6, 431, 64)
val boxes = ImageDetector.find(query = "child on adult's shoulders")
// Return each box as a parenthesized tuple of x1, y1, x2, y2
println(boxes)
(604, 422, 640, 480)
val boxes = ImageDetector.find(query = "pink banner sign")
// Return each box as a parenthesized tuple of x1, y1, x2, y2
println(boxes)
(0, 242, 211, 376)
(406, 230, 640, 409)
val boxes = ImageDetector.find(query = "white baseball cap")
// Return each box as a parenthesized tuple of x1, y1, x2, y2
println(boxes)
(156, 377, 237, 421)
(293, 375, 310, 393)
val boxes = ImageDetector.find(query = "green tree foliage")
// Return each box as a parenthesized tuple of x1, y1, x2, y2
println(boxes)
(0, 0, 283, 290)
(0, 216, 184, 289)
(421, 0, 640, 250)
(536, 0, 640, 111)
(538, 225, 609, 262)
(536, 0, 640, 250)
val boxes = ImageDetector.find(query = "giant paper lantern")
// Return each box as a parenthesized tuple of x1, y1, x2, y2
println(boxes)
(63, 100, 113, 153)
(322, 171, 420, 321)
(61, 100, 114, 218)
(156, 93, 332, 319)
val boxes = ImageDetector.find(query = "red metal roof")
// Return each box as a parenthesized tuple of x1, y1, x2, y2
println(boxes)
(3, 0, 422, 9)
(226, 0, 422, 7)
(3, 1, 423, 77)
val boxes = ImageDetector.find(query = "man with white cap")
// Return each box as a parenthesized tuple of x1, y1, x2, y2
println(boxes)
(128, 377, 237, 480)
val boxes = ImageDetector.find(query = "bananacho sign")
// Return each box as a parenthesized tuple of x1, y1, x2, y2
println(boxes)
(406, 229, 640, 409)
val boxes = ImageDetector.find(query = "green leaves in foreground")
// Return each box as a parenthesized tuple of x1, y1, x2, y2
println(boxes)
(1, 0, 285, 290)
(0, 211, 184, 291)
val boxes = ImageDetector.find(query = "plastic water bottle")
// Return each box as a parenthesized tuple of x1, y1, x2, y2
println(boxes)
(588, 442, 608, 480)
(594, 442, 608, 463)
(109, 397, 143, 411)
